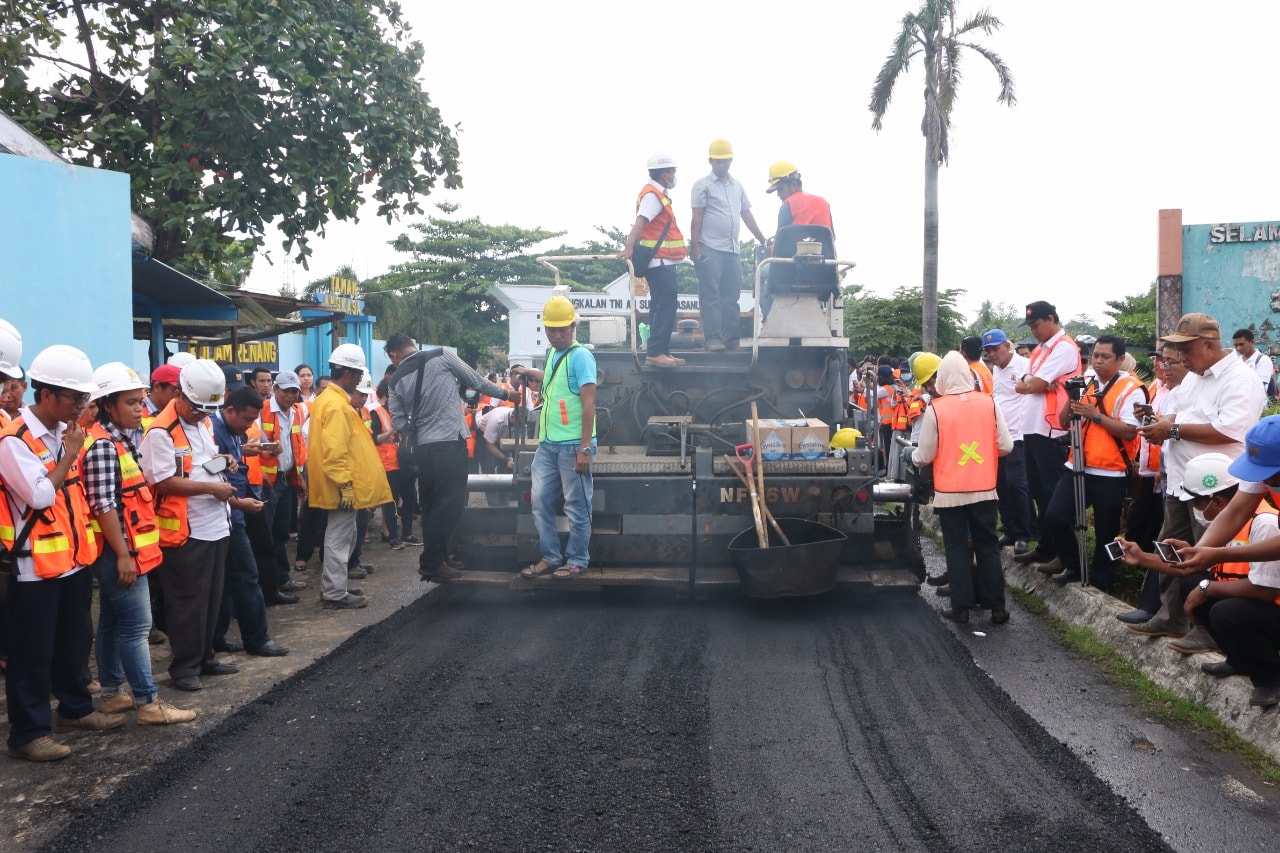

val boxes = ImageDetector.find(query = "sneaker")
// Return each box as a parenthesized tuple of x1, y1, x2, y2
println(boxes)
(98, 693, 136, 715)
(321, 593, 368, 609)
(137, 698, 197, 725)
(1167, 626, 1220, 655)
(347, 567, 368, 580)
(1126, 619, 1188, 639)
(56, 710, 126, 731)
(389, 539, 405, 551)
(7, 736, 71, 762)
(402, 535, 423, 546)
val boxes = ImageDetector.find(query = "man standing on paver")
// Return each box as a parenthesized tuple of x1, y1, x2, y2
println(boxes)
(689, 139, 767, 352)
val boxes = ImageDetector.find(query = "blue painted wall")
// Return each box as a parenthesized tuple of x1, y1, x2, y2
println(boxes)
(0, 153, 132, 373)
(1184, 221, 1280, 353)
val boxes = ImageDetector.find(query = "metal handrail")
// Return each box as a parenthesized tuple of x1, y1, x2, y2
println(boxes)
(751, 257, 856, 367)
(536, 254, 641, 369)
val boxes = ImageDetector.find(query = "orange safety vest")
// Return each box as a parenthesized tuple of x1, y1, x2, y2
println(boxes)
(243, 422, 264, 489)
(893, 388, 927, 432)
(783, 191, 834, 231)
(1215, 506, 1280, 596)
(1071, 374, 1146, 472)
(464, 406, 476, 458)
(86, 424, 163, 574)
(259, 402, 308, 487)
(1144, 381, 1164, 474)
(371, 405, 398, 472)
(636, 185, 687, 261)
(146, 401, 192, 548)
(969, 360, 994, 394)
(930, 392, 999, 493)
(877, 387, 898, 426)
(1027, 332, 1082, 432)
(0, 416, 100, 578)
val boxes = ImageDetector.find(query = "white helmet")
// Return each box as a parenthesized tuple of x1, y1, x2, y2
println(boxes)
(0, 317, 22, 379)
(91, 362, 148, 402)
(355, 370, 375, 395)
(27, 345, 96, 394)
(329, 343, 367, 371)
(647, 152, 677, 170)
(1179, 452, 1239, 501)
(168, 351, 197, 368)
(179, 359, 226, 412)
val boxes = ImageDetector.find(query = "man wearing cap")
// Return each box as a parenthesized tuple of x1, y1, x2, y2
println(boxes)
(1012, 301, 1082, 569)
(982, 329, 1033, 554)
(689, 140, 768, 353)
(257, 369, 309, 598)
(1128, 313, 1266, 640)
(142, 364, 181, 432)
(1139, 435, 1280, 707)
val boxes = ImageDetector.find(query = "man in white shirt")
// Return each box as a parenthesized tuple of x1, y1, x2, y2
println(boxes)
(1232, 328, 1274, 393)
(982, 329, 1032, 554)
(1132, 313, 1267, 640)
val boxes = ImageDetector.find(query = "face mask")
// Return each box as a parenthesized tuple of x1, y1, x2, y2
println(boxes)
(667, 176, 678, 189)
(1192, 507, 1209, 528)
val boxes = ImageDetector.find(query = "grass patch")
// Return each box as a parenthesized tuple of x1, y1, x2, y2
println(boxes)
(1008, 586, 1280, 783)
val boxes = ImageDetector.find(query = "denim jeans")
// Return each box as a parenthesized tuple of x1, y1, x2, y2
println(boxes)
(92, 550, 157, 705)
(531, 441, 594, 568)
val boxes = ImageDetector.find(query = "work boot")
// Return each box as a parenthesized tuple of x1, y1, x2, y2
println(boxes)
(425, 562, 464, 581)
(7, 736, 71, 762)
(56, 710, 126, 731)
(1167, 626, 1219, 655)
(98, 693, 136, 715)
(1115, 608, 1153, 625)
(1249, 684, 1280, 708)
(347, 567, 368, 580)
(1126, 618, 1187, 639)
(137, 698, 198, 725)
(1202, 659, 1247, 677)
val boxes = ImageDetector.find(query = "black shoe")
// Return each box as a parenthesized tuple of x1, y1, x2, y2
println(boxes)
(935, 584, 951, 597)
(148, 628, 166, 645)
(402, 535, 423, 546)
(991, 608, 1011, 625)
(1012, 548, 1049, 565)
(170, 676, 202, 692)
(1202, 660, 1246, 677)
(997, 534, 1015, 547)
(213, 640, 244, 654)
(925, 572, 950, 587)
(268, 591, 300, 606)
(200, 662, 239, 676)
(347, 567, 368, 580)
(941, 607, 969, 623)
(1116, 608, 1154, 625)
(246, 641, 290, 657)
(281, 578, 308, 591)
(1249, 684, 1280, 707)
(1052, 569, 1081, 586)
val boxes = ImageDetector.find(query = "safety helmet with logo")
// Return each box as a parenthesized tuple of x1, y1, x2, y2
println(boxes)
(27, 344, 96, 394)
(0, 317, 22, 380)
(830, 427, 863, 449)
(91, 362, 147, 402)
(542, 296, 578, 328)
(708, 139, 733, 159)
(912, 352, 942, 388)
(179, 359, 226, 412)
(647, 152, 678, 171)
(329, 343, 368, 371)
(168, 351, 197, 368)
(355, 370, 375, 395)
(1179, 452, 1239, 502)
(766, 160, 800, 193)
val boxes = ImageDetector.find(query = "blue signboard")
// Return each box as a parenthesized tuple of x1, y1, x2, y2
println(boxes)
(1184, 221, 1280, 352)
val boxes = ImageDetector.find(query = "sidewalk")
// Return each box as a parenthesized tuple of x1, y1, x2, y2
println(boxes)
(0, 538, 436, 852)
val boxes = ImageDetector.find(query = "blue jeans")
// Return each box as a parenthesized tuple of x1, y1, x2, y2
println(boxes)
(92, 550, 157, 705)
(531, 441, 594, 568)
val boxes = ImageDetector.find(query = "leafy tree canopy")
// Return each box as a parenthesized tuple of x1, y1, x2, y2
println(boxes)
(1, 0, 460, 280)
(844, 285, 966, 357)
(1100, 282, 1157, 379)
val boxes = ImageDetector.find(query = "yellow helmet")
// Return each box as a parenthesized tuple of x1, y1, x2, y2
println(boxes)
(830, 427, 862, 449)
(766, 160, 799, 193)
(542, 295, 578, 328)
(912, 352, 941, 387)
(708, 138, 734, 159)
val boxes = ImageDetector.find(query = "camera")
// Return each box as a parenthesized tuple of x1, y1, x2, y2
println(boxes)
(1064, 376, 1090, 401)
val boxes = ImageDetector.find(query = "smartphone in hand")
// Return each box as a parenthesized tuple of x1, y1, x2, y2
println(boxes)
(1104, 540, 1125, 561)
(1154, 540, 1182, 564)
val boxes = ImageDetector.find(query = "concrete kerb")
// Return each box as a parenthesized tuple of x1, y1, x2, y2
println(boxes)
(919, 509, 1280, 762)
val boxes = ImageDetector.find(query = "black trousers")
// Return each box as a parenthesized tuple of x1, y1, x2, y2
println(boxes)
(1043, 471, 1128, 590)
(1024, 433, 1068, 556)
(645, 263, 678, 357)
(5, 570, 95, 748)
(295, 502, 327, 564)
(245, 505, 278, 603)
(415, 439, 470, 572)
(382, 467, 417, 541)
(995, 439, 1033, 541)
(157, 537, 229, 680)
(1200, 597, 1280, 688)
(936, 500, 1005, 610)
(215, 523, 271, 650)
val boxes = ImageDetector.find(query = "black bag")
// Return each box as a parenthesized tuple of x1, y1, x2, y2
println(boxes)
(630, 214, 672, 278)
(389, 347, 444, 473)
(0, 511, 39, 604)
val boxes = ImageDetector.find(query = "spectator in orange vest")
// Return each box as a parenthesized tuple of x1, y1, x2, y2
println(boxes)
(908, 351, 1014, 624)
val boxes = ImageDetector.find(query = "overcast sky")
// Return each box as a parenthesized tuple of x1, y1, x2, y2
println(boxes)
(245, 0, 1279, 328)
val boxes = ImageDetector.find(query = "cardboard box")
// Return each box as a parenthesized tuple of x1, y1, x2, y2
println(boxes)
(747, 418, 790, 461)
(747, 418, 829, 460)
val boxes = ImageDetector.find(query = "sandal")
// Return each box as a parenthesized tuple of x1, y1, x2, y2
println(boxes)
(520, 561, 556, 578)
(553, 564, 586, 579)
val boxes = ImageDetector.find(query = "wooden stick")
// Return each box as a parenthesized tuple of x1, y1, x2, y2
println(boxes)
(724, 455, 792, 547)
(750, 402, 770, 542)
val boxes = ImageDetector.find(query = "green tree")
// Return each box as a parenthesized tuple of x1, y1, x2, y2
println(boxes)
(1100, 282, 1157, 379)
(361, 203, 563, 364)
(869, 0, 1016, 353)
(1, 0, 460, 279)
(845, 285, 966, 357)
(963, 298, 1022, 340)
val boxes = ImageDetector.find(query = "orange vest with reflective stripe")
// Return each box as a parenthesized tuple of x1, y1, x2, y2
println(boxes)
(878, 388, 898, 426)
(930, 393, 999, 493)
(636, 185, 687, 261)
(1027, 333, 1082, 433)
(86, 424, 163, 574)
(894, 388, 927, 432)
(243, 423, 264, 488)
(371, 406, 398, 472)
(0, 417, 100, 578)
(146, 401, 192, 548)
(464, 407, 476, 457)
(1215, 504, 1280, 584)
(259, 403, 308, 486)
(1072, 374, 1145, 472)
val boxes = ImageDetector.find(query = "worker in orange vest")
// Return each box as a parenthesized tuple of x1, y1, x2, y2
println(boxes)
(621, 152, 688, 370)
(908, 351, 1014, 625)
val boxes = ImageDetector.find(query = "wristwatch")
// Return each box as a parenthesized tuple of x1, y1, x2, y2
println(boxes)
(1170, 423, 1181, 441)
(1091, 412, 1102, 423)
(578, 446, 592, 454)
(1199, 578, 1211, 595)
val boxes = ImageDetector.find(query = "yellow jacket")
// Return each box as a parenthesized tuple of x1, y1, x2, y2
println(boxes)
(307, 383, 392, 510)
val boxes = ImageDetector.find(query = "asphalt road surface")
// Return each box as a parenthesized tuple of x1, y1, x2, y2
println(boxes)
(45, 586, 1172, 852)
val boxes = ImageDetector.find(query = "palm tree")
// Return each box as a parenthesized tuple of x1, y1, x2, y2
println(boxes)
(870, 1, 1015, 352)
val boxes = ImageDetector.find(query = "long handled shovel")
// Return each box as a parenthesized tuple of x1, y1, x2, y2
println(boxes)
(725, 454, 791, 546)
(734, 443, 769, 547)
